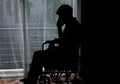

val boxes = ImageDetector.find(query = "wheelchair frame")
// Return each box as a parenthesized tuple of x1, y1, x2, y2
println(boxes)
(38, 41, 81, 84)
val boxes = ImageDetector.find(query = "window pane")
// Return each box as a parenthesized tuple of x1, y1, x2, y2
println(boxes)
(0, 0, 23, 69)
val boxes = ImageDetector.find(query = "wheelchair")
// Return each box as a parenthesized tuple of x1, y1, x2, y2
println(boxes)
(38, 39, 81, 84)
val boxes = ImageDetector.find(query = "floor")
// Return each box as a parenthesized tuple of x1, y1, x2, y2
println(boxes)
(0, 77, 23, 84)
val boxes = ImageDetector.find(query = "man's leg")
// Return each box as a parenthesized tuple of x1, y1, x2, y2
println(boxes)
(23, 50, 46, 84)
(22, 48, 59, 84)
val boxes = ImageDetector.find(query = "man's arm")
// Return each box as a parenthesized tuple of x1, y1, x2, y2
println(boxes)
(45, 18, 64, 45)
(57, 18, 64, 38)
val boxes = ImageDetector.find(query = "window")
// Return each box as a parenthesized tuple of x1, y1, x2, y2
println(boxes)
(0, 0, 78, 77)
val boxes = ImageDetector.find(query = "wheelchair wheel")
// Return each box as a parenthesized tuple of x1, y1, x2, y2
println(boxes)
(39, 76, 50, 84)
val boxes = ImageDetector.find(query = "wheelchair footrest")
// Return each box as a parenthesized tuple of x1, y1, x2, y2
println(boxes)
(39, 69, 79, 84)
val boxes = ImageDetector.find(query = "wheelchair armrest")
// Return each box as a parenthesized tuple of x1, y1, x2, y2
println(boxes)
(42, 40, 59, 50)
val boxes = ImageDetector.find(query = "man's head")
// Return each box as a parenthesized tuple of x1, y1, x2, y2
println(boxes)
(56, 4, 73, 23)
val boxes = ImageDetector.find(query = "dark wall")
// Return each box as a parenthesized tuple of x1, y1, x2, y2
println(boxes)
(80, 0, 107, 84)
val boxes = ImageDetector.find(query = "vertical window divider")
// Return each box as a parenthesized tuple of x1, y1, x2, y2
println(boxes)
(19, 0, 29, 77)
(77, 0, 81, 23)
(43, 0, 47, 43)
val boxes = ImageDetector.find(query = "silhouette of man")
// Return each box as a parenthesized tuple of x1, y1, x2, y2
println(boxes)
(21, 4, 82, 84)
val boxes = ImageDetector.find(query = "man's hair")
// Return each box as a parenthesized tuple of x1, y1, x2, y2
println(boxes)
(56, 4, 73, 16)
